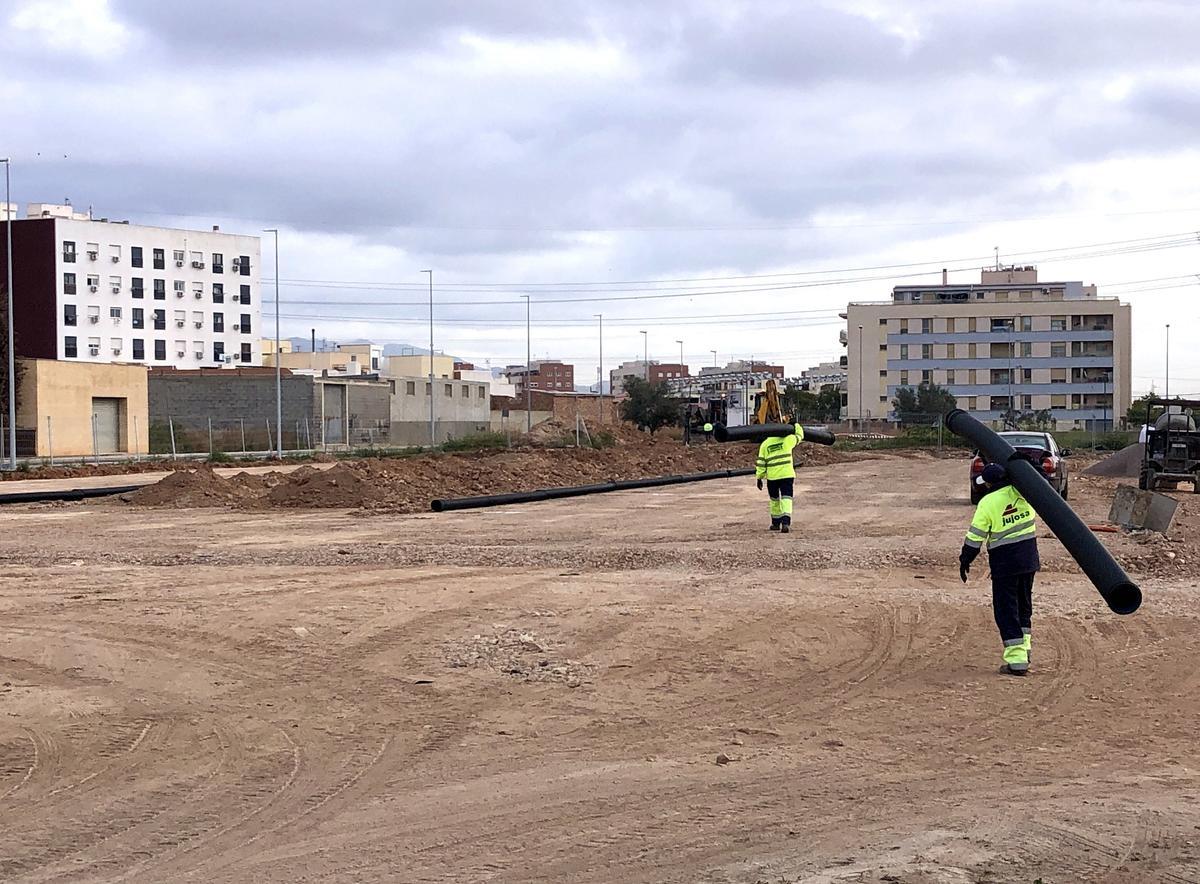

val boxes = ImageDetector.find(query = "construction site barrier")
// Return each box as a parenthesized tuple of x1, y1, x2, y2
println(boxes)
(945, 408, 1141, 615)
(711, 423, 837, 445)
(0, 484, 144, 506)
(431, 468, 755, 512)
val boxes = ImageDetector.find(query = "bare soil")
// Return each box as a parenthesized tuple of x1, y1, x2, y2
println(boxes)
(1, 453, 1198, 883)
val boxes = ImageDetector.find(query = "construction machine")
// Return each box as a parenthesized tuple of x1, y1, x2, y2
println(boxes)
(753, 379, 789, 425)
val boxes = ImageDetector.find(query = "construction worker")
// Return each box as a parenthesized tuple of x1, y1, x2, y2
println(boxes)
(960, 462, 1040, 676)
(755, 424, 805, 533)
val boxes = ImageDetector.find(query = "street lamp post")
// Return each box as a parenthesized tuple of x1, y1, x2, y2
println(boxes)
(640, 330, 648, 380)
(3, 158, 15, 470)
(1165, 323, 1171, 407)
(523, 295, 532, 434)
(421, 270, 434, 447)
(263, 228, 282, 459)
(710, 349, 718, 368)
(594, 313, 604, 422)
(857, 325, 864, 432)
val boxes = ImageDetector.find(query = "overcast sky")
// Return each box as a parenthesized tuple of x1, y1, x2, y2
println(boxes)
(4, 0, 1200, 394)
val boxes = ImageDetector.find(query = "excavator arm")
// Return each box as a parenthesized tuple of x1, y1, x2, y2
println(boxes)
(755, 378, 789, 425)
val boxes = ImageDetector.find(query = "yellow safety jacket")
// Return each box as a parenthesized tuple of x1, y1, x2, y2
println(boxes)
(964, 484, 1040, 576)
(755, 425, 804, 480)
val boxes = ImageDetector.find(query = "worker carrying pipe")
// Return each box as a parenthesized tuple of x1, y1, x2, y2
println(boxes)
(755, 423, 806, 533)
(945, 408, 1141, 620)
(713, 422, 836, 445)
(960, 462, 1039, 676)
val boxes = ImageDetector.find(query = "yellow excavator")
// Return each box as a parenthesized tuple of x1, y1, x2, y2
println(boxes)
(754, 378, 789, 425)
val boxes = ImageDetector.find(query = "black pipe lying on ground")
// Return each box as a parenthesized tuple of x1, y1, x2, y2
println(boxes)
(0, 484, 144, 506)
(711, 423, 837, 445)
(945, 408, 1141, 615)
(431, 468, 755, 512)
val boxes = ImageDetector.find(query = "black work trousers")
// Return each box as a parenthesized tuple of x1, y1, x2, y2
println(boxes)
(991, 571, 1034, 643)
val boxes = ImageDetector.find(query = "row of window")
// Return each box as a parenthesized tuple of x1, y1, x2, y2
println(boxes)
(62, 242, 251, 275)
(63, 304, 252, 333)
(892, 342, 1113, 360)
(64, 336, 254, 362)
(401, 380, 487, 399)
(886, 314, 1115, 334)
(892, 367, 1108, 386)
(63, 273, 251, 303)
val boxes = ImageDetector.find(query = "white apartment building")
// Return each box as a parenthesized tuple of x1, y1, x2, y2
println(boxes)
(2, 204, 262, 368)
(843, 267, 1132, 430)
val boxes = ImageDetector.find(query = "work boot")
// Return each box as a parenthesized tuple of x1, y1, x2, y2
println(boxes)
(1001, 664, 1028, 677)
(781, 524, 790, 534)
(769, 523, 781, 532)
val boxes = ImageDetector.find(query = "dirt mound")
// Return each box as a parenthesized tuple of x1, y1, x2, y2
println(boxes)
(266, 463, 389, 508)
(1084, 443, 1144, 478)
(126, 464, 260, 507)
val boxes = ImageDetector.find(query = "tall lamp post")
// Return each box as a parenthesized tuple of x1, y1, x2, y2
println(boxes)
(3, 158, 15, 470)
(640, 330, 648, 380)
(710, 349, 717, 368)
(1165, 323, 1171, 408)
(675, 339, 684, 394)
(421, 270, 434, 446)
(594, 313, 604, 422)
(857, 325, 864, 432)
(264, 228, 282, 459)
(522, 295, 532, 433)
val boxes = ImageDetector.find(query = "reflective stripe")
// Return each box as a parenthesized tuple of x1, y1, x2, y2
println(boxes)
(1004, 637, 1025, 647)
(989, 521, 1036, 541)
(964, 538, 983, 549)
(1002, 640, 1029, 669)
(966, 527, 988, 541)
(988, 531, 1037, 550)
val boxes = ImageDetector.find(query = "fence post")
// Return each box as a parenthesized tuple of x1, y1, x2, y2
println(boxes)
(266, 419, 273, 456)
(295, 421, 300, 452)
(133, 415, 140, 461)
(240, 418, 246, 455)
(208, 416, 214, 455)
(46, 416, 53, 466)
(169, 417, 177, 458)
(91, 413, 100, 464)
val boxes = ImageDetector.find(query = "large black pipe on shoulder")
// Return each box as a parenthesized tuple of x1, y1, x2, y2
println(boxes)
(945, 408, 1141, 615)
(431, 468, 755, 512)
(712, 423, 836, 445)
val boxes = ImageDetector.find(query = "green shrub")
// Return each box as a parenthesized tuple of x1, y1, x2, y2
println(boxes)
(590, 429, 616, 449)
(208, 450, 233, 464)
(441, 431, 508, 452)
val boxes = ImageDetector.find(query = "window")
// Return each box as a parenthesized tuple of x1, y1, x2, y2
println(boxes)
(191, 340, 203, 358)
(1022, 395, 1033, 410)
(64, 304, 77, 326)
(995, 291, 1010, 302)
(1050, 316, 1067, 331)
(425, 382, 431, 396)
(899, 371, 909, 385)
(462, 384, 470, 398)
(968, 343, 978, 358)
(991, 396, 1012, 411)
(921, 318, 932, 333)
(213, 283, 224, 303)
(1020, 316, 1032, 332)
(969, 370, 977, 384)
(239, 284, 250, 304)
(947, 343, 956, 358)
(111, 336, 122, 354)
(878, 343, 887, 352)
(238, 255, 251, 276)
(478, 387, 485, 399)
(109, 275, 121, 293)
(87, 274, 100, 290)
(921, 369, 932, 383)
(1019, 290, 1033, 302)
(154, 339, 166, 361)
(213, 341, 225, 362)
(174, 309, 186, 326)
(110, 245, 121, 262)
(64, 336, 78, 358)
(445, 383, 453, 397)
(1023, 368, 1032, 383)
(153, 309, 166, 330)
(86, 242, 99, 259)
(1051, 342, 1066, 358)
(213, 312, 224, 332)
(240, 314, 251, 333)
(63, 241, 76, 262)
(1051, 394, 1067, 408)
(240, 343, 252, 363)
(921, 344, 932, 359)
(192, 311, 204, 328)
(132, 339, 145, 360)
(63, 272, 77, 295)
(193, 282, 204, 298)
(189, 250, 204, 268)
(991, 317, 1014, 332)
(879, 318, 888, 325)
(406, 381, 416, 395)
(87, 306, 101, 323)
(898, 319, 908, 334)
(173, 249, 185, 266)
(131, 246, 143, 268)
(174, 339, 185, 356)
(87, 336, 101, 356)
(212, 253, 224, 273)
(153, 248, 165, 270)
(110, 306, 122, 320)
(1020, 341, 1032, 358)
(132, 308, 144, 329)
(946, 370, 956, 384)
(899, 344, 908, 360)
(1051, 368, 1067, 384)
(153, 278, 166, 299)
(131, 277, 144, 298)
(173, 280, 185, 295)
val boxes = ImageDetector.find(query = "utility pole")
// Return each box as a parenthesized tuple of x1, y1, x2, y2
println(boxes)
(3, 158, 14, 470)
(264, 228, 282, 460)
(523, 295, 532, 433)
(1165, 323, 1171, 407)
(422, 270, 434, 446)
(857, 325, 864, 432)
(640, 330, 648, 380)
(595, 313, 604, 421)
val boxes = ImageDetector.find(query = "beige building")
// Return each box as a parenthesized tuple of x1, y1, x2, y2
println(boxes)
(843, 267, 1131, 430)
(16, 358, 150, 457)
(263, 343, 384, 376)
(389, 376, 490, 445)
(385, 353, 455, 380)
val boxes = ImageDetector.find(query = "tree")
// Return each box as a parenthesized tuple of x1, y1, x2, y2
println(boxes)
(619, 376, 681, 434)
(815, 386, 842, 422)
(892, 382, 958, 426)
(1126, 393, 1163, 427)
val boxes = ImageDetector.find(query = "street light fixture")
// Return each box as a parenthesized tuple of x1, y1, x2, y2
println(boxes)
(263, 228, 282, 459)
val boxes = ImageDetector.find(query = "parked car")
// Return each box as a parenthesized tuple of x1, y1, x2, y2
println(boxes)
(968, 431, 1070, 504)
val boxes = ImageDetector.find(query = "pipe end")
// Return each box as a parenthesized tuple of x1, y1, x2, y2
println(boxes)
(1106, 581, 1142, 615)
(712, 423, 730, 443)
(431, 500, 445, 513)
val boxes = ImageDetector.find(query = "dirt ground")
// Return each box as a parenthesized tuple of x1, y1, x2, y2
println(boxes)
(1, 453, 1199, 883)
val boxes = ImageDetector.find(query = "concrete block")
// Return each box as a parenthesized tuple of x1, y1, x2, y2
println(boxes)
(1109, 484, 1179, 533)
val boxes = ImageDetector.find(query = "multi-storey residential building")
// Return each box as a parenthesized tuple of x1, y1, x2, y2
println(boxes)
(505, 360, 575, 392)
(843, 267, 1131, 430)
(799, 359, 848, 392)
(0, 203, 262, 368)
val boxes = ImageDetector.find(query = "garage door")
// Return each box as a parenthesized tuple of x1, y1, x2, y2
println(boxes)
(92, 398, 122, 454)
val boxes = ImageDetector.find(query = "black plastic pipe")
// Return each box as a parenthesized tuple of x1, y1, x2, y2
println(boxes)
(945, 408, 1141, 615)
(712, 423, 837, 445)
(0, 484, 144, 506)
(432, 468, 755, 512)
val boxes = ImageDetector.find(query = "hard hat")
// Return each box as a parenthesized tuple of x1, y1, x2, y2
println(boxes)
(976, 463, 1007, 486)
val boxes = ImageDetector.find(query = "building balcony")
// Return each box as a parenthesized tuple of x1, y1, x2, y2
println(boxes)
(887, 356, 1115, 371)
(886, 330, 1114, 345)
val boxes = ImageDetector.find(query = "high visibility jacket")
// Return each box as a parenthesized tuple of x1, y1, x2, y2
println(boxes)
(964, 484, 1040, 577)
(756, 425, 804, 480)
